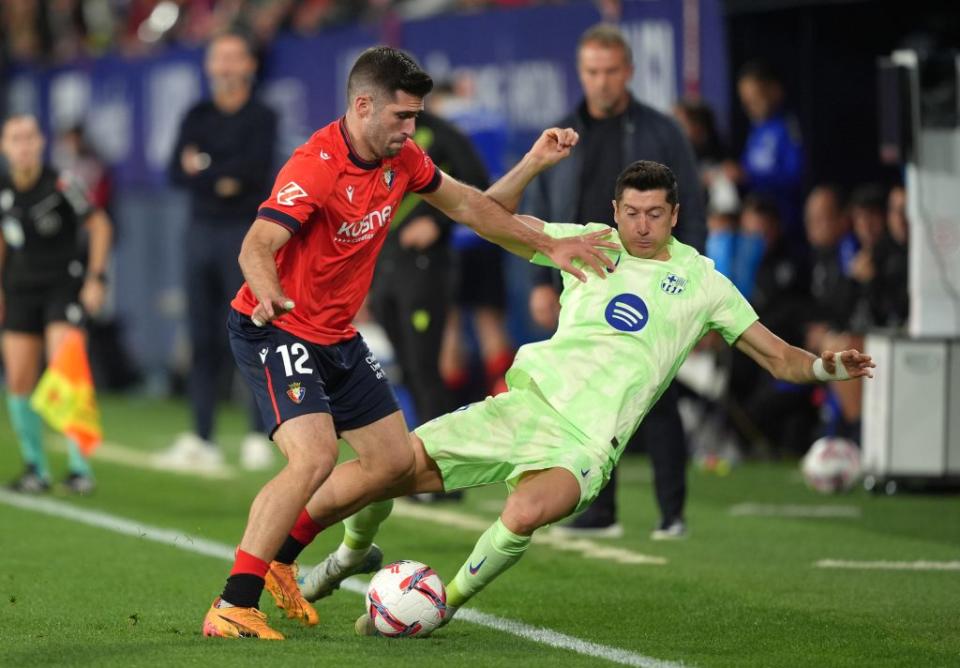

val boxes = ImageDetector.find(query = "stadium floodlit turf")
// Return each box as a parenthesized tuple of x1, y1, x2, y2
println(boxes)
(1, 396, 958, 667)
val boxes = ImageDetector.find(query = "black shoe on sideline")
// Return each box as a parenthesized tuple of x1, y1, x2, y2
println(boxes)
(8, 467, 51, 494)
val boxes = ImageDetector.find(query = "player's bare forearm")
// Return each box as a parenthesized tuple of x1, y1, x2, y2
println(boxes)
(735, 321, 875, 382)
(239, 219, 292, 305)
(485, 152, 549, 214)
(485, 127, 579, 213)
(773, 344, 821, 383)
(424, 176, 546, 259)
(85, 209, 113, 276)
(425, 170, 615, 281)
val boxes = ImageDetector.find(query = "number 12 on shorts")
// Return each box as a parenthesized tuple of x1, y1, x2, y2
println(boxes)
(274, 343, 313, 376)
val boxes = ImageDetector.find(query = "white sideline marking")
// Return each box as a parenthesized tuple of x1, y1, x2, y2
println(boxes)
(50, 439, 237, 479)
(0, 489, 685, 668)
(394, 501, 667, 566)
(815, 559, 960, 572)
(46, 439, 664, 565)
(729, 503, 862, 519)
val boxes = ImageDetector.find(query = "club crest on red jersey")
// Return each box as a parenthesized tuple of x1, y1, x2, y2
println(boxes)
(382, 166, 395, 190)
(286, 382, 305, 404)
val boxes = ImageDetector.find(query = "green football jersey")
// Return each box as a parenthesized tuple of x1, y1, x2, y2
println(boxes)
(508, 222, 758, 459)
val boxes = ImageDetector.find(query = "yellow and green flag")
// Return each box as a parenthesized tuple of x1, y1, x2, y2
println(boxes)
(30, 330, 102, 455)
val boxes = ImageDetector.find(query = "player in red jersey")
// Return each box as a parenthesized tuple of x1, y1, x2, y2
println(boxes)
(202, 46, 616, 640)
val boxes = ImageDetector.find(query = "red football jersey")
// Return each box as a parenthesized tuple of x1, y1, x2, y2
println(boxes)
(232, 118, 441, 344)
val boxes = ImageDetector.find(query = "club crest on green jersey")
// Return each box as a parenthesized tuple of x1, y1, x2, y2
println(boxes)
(660, 273, 687, 295)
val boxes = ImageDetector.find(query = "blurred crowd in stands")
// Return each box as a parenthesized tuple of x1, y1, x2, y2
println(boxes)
(1, 0, 618, 65)
(673, 61, 908, 463)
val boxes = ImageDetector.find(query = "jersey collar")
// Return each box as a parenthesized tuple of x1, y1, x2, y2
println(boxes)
(339, 117, 381, 170)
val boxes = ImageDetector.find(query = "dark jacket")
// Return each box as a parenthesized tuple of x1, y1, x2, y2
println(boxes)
(524, 96, 706, 285)
(169, 97, 277, 223)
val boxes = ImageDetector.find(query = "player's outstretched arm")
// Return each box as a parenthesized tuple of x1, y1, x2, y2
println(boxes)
(239, 218, 296, 327)
(421, 171, 616, 282)
(485, 127, 579, 214)
(734, 321, 876, 383)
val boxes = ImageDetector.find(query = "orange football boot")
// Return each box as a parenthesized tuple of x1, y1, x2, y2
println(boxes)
(202, 598, 284, 640)
(265, 561, 320, 626)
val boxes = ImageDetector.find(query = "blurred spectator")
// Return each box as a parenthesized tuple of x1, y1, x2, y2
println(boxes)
(525, 23, 705, 540)
(47, 0, 87, 63)
(741, 194, 809, 351)
(52, 125, 112, 210)
(155, 32, 277, 473)
(3, 0, 45, 62)
(673, 97, 739, 216)
(860, 183, 909, 329)
(736, 60, 805, 244)
(803, 184, 858, 352)
(728, 194, 814, 456)
(805, 186, 863, 440)
(847, 183, 890, 331)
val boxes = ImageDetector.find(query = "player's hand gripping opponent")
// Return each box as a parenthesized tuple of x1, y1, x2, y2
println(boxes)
(542, 229, 619, 282)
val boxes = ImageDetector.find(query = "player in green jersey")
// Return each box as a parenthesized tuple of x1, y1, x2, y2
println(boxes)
(264, 128, 874, 632)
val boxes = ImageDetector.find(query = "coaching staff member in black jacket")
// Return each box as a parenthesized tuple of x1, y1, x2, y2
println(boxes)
(159, 32, 277, 473)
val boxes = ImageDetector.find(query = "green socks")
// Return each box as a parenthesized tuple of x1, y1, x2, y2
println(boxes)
(446, 518, 531, 608)
(66, 438, 93, 477)
(7, 394, 48, 480)
(343, 499, 394, 551)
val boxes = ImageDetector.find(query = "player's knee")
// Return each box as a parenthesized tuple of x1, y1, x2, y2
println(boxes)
(501, 497, 547, 535)
(376, 444, 416, 487)
(284, 440, 338, 489)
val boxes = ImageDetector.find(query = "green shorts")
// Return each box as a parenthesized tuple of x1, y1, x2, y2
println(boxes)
(414, 379, 615, 514)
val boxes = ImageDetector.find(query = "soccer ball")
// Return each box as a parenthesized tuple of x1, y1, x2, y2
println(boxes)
(365, 560, 446, 637)
(801, 437, 861, 493)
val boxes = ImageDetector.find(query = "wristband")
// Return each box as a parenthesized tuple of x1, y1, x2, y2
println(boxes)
(812, 353, 850, 382)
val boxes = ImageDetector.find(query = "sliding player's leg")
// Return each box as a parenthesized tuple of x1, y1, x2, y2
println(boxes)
(441, 466, 582, 623)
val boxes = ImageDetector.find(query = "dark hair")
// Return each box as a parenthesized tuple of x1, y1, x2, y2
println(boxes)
(1, 113, 40, 135)
(806, 183, 846, 211)
(347, 46, 433, 102)
(742, 193, 781, 222)
(209, 30, 258, 60)
(578, 23, 633, 66)
(676, 98, 717, 136)
(848, 183, 887, 214)
(615, 161, 678, 206)
(738, 59, 781, 85)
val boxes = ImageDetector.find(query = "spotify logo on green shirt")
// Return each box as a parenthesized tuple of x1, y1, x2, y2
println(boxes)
(605, 294, 648, 332)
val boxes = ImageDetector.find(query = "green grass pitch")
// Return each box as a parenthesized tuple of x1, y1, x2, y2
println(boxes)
(1, 396, 958, 667)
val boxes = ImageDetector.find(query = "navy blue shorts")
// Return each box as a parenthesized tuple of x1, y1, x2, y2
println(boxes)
(227, 309, 399, 438)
